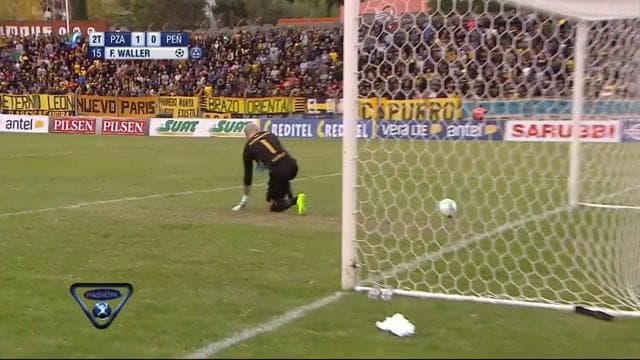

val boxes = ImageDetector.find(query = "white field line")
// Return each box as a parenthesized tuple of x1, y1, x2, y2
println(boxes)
(182, 182, 640, 359)
(182, 183, 640, 359)
(0, 172, 340, 219)
(579, 202, 640, 210)
(372, 183, 640, 283)
(0, 149, 155, 158)
(185, 291, 346, 359)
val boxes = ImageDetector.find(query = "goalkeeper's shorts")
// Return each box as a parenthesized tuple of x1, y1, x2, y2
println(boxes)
(266, 157, 298, 203)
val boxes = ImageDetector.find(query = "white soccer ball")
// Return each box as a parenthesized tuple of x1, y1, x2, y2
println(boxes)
(438, 198, 457, 217)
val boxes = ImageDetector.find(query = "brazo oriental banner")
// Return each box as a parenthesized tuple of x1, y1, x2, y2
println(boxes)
(1, 94, 74, 115)
(201, 97, 306, 115)
(158, 96, 199, 118)
(201, 112, 232, 118)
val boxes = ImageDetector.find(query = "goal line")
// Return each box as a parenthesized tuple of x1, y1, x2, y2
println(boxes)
(579, 202, 640, 211)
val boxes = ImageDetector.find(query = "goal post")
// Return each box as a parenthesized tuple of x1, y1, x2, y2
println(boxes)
(342, 0, 640, 316)
(567, 20, 587, 208)
(341, 0, 360, 290)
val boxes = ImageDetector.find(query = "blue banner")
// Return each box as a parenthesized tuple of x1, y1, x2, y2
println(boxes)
(462, 99, 640, 119)
(262, 118, 373, 139)
(376, 120, 503, 141)
(622, 120, 640, 143)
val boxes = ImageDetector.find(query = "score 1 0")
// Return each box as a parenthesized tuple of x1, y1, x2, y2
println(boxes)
(89, 32, 189, 47)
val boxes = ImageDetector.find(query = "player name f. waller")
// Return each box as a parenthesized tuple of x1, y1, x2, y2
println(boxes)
(109, 48, 150, 58)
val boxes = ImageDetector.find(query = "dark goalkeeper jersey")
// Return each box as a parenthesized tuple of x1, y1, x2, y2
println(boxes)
(242, 131, 291, 186)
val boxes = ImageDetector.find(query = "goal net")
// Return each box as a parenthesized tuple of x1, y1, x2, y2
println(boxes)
(341, 0, 640, 315)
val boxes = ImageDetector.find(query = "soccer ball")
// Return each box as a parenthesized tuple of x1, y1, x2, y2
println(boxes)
(92, 302, 112, 320)
(438, 198, 457, 217)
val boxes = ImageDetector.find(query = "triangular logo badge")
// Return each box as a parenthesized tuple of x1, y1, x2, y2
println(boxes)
(70, 283, 133, 329)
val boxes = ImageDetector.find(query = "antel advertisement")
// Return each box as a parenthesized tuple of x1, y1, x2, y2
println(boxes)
(0, 114, 49, 133)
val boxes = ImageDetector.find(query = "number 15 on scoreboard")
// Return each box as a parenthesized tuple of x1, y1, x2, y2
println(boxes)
(89, 47, 104, 60)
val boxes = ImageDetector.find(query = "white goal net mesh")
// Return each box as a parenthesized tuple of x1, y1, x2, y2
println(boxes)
(354, 0, 640, 313)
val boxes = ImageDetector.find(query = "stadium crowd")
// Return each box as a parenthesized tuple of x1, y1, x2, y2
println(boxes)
(0, 27, 344, 99)
(0, 13, 636, 100)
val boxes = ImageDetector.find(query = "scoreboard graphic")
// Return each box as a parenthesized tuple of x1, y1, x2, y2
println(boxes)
(88, 31, 202, 60)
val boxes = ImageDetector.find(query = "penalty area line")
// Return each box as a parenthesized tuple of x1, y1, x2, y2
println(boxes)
(185, 291, 346, 359)
(0, 148, 158, 158)
(0, 172, 340, 219)
(578, 202, 640, 210)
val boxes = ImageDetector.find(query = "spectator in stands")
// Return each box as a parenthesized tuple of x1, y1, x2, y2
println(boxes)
(472, 105, 488, 121)
(0, 14, 634, 102)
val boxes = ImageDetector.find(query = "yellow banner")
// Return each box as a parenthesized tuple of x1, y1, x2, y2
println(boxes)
(359, 98, 379, 121)
(118, 96, 157, 117)
(158, 96, 199, 118)
(1, 94, 74, 115)
(76, 95, 158, 117)
(76, 95, 117, 116)
(382, 97, 463, 121)
(202, 97, 306, 115)
(202, 112, 232, 118)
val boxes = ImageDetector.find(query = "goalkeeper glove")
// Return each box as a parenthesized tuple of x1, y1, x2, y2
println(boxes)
(231, 194, 249, 211)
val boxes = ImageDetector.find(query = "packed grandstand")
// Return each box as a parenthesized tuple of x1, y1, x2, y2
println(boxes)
(0, 12, 636, 103)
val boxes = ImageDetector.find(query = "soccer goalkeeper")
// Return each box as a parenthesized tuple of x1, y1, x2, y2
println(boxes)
(232, 123, 306, 215)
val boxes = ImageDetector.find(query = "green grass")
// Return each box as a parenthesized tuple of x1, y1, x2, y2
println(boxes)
(1, 133, 639, 358)
(356, 140, 640, 311)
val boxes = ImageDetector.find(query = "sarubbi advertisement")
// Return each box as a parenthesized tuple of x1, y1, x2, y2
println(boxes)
(505, 120, 620, 143)
(148, 118, 259, 137)
(0, 114, 49, 133)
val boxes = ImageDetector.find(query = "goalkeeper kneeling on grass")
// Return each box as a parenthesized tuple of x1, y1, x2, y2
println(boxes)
(232, 123, 306, 215)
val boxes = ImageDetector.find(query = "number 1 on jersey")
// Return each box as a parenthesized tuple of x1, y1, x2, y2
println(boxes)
(260, 139, 277, 154)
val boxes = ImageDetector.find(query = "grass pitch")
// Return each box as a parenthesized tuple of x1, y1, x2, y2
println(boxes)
(1, 133, 639, 358)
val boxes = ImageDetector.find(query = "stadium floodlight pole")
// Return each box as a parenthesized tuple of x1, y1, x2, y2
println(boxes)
(568, 20, 588, 208)
(64, 0, 70, 34)
(341, 0, 359, 290)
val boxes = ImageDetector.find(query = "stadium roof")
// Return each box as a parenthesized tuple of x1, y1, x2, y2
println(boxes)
(505, 0, 640, 20)
(341, 0, 639, 20)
